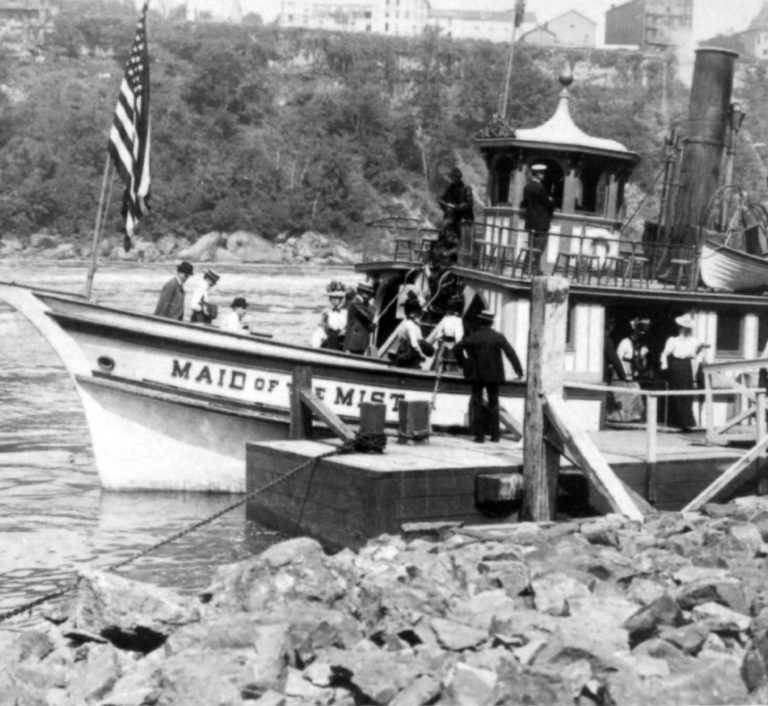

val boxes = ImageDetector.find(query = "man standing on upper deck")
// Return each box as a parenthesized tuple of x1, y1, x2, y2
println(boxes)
(154, 261, 193, 321)
(438, 167, 474, 251)
(520, 164, 554, 275)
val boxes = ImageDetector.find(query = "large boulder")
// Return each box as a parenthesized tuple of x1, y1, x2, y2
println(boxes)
(29, 232, 57, 249)
(67, 569, 200, 650)
(224, 231, 285, 263)
(177, 232, 224, 262)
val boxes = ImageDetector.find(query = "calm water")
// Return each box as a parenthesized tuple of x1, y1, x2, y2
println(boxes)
(0, 261, 359, 626)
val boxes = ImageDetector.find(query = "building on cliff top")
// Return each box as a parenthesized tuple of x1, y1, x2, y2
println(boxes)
(605, 0, 693, 47)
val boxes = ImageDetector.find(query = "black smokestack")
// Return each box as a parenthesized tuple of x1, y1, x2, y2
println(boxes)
(670, 47, 738, 248)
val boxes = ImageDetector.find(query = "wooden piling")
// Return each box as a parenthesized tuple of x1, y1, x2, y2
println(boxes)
(522, 276, 569, 521)
(290, 366, 313, 440)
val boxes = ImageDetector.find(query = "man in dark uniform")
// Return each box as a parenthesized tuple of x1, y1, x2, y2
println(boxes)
(344, 282, 376, 355)
(453, 309, 524, 443)
(438, 167, 474, 252)
(520, 163, 554, 275)
(154, 261, 193, 320)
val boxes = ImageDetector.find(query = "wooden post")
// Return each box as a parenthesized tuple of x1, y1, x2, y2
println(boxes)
(757, 391, 768, 496)
(704, 368, 715, 443)
(359, 402, 386, 435)
(522, 276, 569, 521)
(290, 367, 313, 440)
(646, 395, 658, 465)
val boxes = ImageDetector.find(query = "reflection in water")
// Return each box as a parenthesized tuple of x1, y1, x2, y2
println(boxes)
(0, 262, 360, 625)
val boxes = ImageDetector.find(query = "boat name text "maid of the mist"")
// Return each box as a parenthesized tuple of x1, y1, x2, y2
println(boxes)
(170, 359, 407, 411)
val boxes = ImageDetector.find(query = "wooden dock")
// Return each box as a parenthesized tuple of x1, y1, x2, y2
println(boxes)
(245, 427, 760, 550)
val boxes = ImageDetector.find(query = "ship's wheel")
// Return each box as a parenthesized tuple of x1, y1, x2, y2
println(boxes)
(704, 185, 768, 246)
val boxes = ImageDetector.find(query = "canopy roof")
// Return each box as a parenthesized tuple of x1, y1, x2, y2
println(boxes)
(476, 76, 640, 164)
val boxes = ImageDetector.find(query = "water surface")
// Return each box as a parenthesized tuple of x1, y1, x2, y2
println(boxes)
(0, 261, 359, 625)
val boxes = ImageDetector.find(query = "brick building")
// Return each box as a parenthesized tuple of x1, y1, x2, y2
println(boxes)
(605, 0, 693, 47)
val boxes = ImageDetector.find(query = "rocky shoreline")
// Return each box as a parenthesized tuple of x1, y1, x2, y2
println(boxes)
(5, 498, 768, 705)
(0, 230, 362, 267)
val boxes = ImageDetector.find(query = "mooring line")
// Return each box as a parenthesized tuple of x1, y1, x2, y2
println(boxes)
(0, 447, 344, 625)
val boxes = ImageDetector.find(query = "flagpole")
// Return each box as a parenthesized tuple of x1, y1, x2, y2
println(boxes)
(84, 155, 114, 299)
(500, 23, 519, 119)
(500, 0, 524, 120)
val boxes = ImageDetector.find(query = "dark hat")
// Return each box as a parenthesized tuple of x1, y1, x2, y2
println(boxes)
(404, 299, 422, 315)
(204, 269, 220, 284)
(357, 282, 375, 296)
(232, 296, 248, 309)
(448, 294, 464, 312)
(477, 309, 495, 324)
(178, 261, 194, 275)
(450, 167, 463, 179)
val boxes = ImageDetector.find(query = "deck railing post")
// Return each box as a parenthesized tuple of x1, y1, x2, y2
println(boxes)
(705, 370, 715, 443)
(522, 275, 568, 521)
(646, 395, 658, 465)
(756, 391, 768, 496)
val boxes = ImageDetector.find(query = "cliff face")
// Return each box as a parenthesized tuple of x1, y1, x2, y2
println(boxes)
(0, 20, 733, 249)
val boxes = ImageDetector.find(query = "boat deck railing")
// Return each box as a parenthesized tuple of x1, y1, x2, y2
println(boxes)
(367, 217, 699, 292)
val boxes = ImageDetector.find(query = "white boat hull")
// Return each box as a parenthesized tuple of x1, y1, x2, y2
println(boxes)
(0, 282, 603, 492)
(699, 240, 768, 292)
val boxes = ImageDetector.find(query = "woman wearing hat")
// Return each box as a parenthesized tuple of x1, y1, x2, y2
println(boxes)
(312, 281, 348, 350)
(344, 281, 376, 355)
(660, 313, 709, 431)
(190, 269, 220, 324)
(426, 294, 465, 372)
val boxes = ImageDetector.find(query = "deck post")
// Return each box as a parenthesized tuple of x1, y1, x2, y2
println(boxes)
(757, 391, 768, 495)
(522, 275, 568, 521)
(646, 395, 658, 465)
(290, 366, 314, 440)
(704, 369, 715, 443)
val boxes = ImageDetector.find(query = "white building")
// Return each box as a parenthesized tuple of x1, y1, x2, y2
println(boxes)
(427, 7, 537, 43)
(279, 0, 428, 37)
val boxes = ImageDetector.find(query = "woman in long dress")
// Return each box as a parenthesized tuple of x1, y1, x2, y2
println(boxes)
(660, 313, 709, 431)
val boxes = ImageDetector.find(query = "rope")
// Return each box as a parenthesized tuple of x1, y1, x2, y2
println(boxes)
(0, 445, 349, 625)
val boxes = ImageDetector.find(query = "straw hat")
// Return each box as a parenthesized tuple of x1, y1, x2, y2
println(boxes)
(531, 163, 547, 172)
(203, 269, 220, 284)
(675, 313, 695, 329)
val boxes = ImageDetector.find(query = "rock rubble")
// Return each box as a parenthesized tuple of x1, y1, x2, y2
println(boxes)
(0, 229, 360, 266)
(6, 496, 768, 705)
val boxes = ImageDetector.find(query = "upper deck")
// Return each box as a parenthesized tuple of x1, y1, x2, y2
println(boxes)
(359, 216, 768, 310)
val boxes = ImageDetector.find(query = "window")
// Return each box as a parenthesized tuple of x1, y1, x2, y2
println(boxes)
(758, 311, 768, 354)
(716, 310, 742, 355)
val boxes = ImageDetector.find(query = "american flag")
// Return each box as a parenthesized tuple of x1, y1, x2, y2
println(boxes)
(108, 2, 151, 252)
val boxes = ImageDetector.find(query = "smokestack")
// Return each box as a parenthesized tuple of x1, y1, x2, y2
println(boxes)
(670, 47, 738, 249)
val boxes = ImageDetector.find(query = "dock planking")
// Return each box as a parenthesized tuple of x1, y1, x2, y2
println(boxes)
(245, 428, 762, 549)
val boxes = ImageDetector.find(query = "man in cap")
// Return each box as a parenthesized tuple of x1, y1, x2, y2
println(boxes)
(344, 281, 376, 355)
(221, 296, 250, 333)
(520, 163, 554, 275)
(437, 167, 474, 253)
(190, 269, 221, 324)
(454, 309, 523, 443)
(154, 260, 194, 320)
